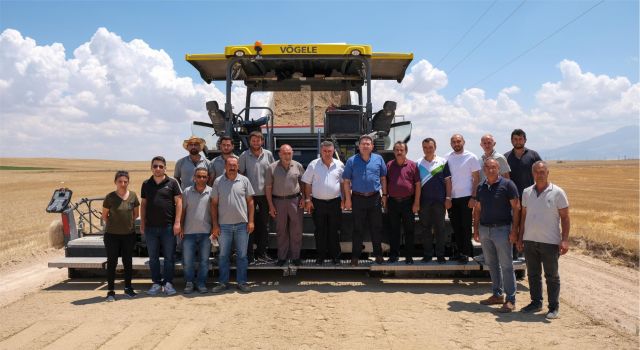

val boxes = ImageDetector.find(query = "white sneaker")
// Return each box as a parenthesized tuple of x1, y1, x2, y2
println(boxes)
(545, 309, 560, 319)
(164, 282, 177, 296)
(147, 283, 162, 295)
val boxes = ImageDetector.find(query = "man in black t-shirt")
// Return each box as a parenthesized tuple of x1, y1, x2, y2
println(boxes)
(140, 156, 182, 296)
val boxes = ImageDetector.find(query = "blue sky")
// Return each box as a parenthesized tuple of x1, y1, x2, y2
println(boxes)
(0, 0, 638, 160)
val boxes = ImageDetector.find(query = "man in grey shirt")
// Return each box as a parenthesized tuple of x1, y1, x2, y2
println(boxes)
(211, 157, 255, 293)
(479, 134, 510, 183)
(208, 135, 239, 185)
(239, 131, 275, 263)
(179, 166, 213, 294)
(518, 160, 570, 320)
(175, 136, 211, 190)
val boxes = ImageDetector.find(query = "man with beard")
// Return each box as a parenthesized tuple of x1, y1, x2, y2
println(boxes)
(175, 136, 211, 191)
(239, 131, 275, 263)
(444, 134, 480, 264)
(208, 135, 239, 185)
(504, 129, 542, 197)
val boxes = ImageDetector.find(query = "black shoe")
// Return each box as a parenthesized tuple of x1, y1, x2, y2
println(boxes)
(405, 257, 414, 265)
(332, 259, 341, 266)
(457, 255, 469, 264)
(437, 256, 446, 264)
(248, 256, 255, 265)
(374, 256, 384, 265)
(258, 254, 274, 263)
(520, 302, 543, 313)
(276, 259, 287, 267)
(314, 259, 323, 265)
(292, 259, 302, 266)
(387, 257, 399, 263)
(124, 287, 137, 298)
(421, 256, 433, 263)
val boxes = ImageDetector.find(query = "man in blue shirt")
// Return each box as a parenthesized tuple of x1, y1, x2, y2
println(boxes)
(473, 158, 520, 313)
(343, 135, 388, 266)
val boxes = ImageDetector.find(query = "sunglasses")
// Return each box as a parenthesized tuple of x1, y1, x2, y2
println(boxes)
(152, 164, 165, 169)
(195, 175, 208, 179)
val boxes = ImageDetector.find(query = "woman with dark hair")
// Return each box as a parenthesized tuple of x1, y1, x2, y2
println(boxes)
(101, 170, 140, 302)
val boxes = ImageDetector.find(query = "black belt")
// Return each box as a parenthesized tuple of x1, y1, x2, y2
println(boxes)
(312, 197, 341, 203)
(352, 191, 378, 197)
(273, 194, 300, 199)
(480, 223, 510, 228)
(390, 196, 413, 202)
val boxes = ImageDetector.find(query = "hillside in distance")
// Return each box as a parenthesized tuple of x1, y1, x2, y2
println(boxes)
(541, 125, 639, 160)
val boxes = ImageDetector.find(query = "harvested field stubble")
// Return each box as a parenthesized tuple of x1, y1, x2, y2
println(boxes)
(549, 160, 639, 266)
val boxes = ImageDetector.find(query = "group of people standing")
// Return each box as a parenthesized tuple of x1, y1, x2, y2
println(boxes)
(100, 128, 570, 320)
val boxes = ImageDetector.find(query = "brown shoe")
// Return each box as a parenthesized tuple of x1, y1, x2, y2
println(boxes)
(351, 258, 359, 266)
(497, 301, 516, 313)
(479, 295, 505, 305)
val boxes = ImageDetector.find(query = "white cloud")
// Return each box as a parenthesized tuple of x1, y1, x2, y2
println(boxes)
(0, 29, 638, 163)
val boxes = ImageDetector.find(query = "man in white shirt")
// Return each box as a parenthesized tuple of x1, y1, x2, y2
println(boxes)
(444, 134, 480, 263)
(302, 141, 345, 265)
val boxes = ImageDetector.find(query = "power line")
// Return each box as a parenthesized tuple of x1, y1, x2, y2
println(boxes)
(470, 0, 605, 87)
(434, 0, 498, 69)
(448, 0, 528, 74)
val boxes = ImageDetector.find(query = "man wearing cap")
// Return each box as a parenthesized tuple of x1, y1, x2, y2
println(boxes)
(343, 135, 387, 266)
(175, 136, 211, 191)
(208, 135, 239, 185)
(518, 160, 570, 320)
(302, 141, 344, 266)
(239, 131, 275, 263)
(265, 144, 305, 267)
(473, 158, 520, 313)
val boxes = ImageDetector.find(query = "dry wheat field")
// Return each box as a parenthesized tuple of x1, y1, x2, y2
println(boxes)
(0, 158, 637, 268)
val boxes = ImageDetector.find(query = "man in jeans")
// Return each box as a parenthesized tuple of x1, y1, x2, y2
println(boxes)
(518, 161, 570, 319)
(386, 141, 421, 264)
(140, 156, 182, 296)
(473, 158, 520, 313)
(180, 166, 213, 294)
(211, 157, 255, 293)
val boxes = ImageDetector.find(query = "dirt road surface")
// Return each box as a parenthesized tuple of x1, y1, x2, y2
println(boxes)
(0, 251, 637, 349)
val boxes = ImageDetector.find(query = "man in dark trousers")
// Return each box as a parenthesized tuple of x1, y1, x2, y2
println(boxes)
(343, 135, 388, 266)
(386, 141, 420, 264)
(302, 141, 345, 265)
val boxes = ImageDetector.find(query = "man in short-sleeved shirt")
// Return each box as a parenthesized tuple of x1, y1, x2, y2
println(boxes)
(211, 157, 255, 293)
(444, 134, 480, 263)
(302, 141, 344, 265)
(386, 141, 421, 264)
(238, 131, 275, 262)
(504, 129, 542, 197)
(140, 156, 182, 296)
(175, 136, 210, 190)
(479, 134, 510, 183)
(265, 144, 305, 266)
(208, 135, 238, 185)
(417, 137, 451, 263)
(518, 160, 570, 319)
(473, 158, 520, 313)
(343, 135, 388, 266)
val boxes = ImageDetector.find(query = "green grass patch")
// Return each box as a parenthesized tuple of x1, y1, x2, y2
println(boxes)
(0, 166, 57, 171)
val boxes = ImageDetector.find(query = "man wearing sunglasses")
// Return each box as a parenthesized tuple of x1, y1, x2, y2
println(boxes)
(140, 156, 183, 296)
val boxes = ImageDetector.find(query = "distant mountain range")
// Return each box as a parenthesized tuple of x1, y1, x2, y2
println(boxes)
(540, 125, 639, 161)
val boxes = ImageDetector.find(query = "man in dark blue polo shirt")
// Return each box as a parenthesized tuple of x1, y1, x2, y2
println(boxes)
(473, 158, 520, 313)
(504, 129, 542, 197)
(343, 135, 388, 266)
(140, 156, 182, 296)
